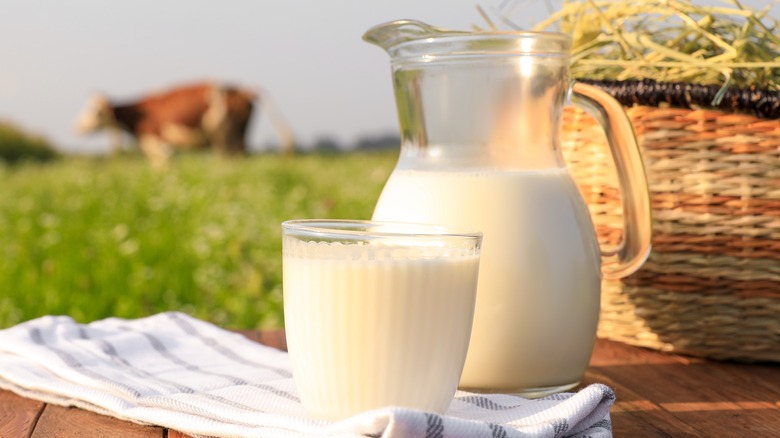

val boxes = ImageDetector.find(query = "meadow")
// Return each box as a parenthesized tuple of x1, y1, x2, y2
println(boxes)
(0, 151, 396, 329)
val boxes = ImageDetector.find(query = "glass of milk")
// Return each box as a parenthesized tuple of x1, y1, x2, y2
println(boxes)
(282, 219, 482, 420)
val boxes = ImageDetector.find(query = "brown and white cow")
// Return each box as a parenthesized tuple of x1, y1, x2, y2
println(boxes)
(76, 81, 294, 168)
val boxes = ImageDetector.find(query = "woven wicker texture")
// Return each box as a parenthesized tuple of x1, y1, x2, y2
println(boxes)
(561, 104, 780, 362)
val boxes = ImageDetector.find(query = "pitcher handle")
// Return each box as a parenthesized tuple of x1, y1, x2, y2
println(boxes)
(570, 82, 652, 280)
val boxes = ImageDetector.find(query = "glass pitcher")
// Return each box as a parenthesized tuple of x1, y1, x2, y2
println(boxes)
(365, 20, 652, 396)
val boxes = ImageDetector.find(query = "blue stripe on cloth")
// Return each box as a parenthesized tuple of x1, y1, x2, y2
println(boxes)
(165, 312, 291, 378)
(28, 327, 143, 400)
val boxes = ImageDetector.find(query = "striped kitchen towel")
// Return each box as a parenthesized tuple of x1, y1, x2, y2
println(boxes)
(0, 312, 614, 438)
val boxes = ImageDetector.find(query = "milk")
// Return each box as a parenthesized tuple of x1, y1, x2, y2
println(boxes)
(372, 167, 601, 394)
(283, 237, 480, 419)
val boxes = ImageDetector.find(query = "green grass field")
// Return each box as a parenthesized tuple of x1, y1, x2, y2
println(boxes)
(0, 151, 396, 329)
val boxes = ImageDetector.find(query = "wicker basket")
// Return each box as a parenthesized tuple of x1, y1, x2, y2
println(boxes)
(560, 79, 780, 362)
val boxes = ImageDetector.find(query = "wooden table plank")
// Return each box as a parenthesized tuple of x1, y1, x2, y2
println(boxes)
(589, 338, 700, 366)
(586, 339, 780, 438)
(584, 339, 703, 437)
(237, 328, 287, 351)
(31, 404, 162, 438)
(167, 430, 195, 438)
(599, 363, 780, 438)
(0, 389, 45, 438)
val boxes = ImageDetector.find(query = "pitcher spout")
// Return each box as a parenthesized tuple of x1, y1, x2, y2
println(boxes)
(364, 20, 571, 60)
(363, 20, 467, 52)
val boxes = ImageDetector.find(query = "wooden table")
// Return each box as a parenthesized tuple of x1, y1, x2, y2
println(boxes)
(1, 330, 779, 437)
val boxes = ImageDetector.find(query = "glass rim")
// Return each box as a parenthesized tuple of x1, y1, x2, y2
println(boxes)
(281, 219, 482, 241)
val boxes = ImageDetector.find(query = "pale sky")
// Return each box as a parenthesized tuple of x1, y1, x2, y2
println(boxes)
(0, 1, 773, 153)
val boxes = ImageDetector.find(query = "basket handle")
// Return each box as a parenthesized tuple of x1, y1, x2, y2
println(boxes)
(570, 82, 653, 280)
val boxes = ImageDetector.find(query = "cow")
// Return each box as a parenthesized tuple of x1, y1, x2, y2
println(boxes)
(76, 81, 294, 168)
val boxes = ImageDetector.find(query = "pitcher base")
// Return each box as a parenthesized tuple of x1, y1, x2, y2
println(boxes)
(459, 381, 580, 399)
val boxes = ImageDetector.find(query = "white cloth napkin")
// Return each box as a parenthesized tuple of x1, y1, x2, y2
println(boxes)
(0, 312, 614, 438)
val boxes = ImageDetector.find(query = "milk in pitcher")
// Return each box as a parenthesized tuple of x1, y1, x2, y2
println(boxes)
(373, 167, 602, 393)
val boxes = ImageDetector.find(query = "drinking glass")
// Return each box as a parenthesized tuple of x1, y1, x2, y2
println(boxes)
(282, 220, 482, 420)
